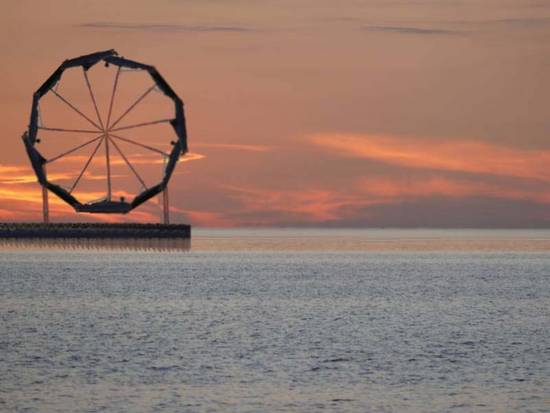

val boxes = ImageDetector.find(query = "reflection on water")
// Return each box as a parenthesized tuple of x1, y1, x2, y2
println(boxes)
(0, 237, 190, 252)
(191, 228, 550, 252)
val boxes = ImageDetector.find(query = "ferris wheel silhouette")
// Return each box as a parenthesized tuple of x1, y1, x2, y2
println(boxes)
(22, 49, 187, 222)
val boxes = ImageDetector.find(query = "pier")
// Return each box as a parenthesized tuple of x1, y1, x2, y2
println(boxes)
(0, 223, 191, 239)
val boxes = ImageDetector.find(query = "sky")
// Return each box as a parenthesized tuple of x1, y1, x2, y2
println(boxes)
(1, 0, 550, 227)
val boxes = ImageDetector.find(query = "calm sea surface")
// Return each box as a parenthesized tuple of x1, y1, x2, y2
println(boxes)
(1, 229, 549, 412)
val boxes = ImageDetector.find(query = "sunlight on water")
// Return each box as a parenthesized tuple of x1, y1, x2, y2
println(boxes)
(192, 228, 550, 252)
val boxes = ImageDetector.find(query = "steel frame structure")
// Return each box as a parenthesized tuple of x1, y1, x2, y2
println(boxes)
(22, 49, 187, 220)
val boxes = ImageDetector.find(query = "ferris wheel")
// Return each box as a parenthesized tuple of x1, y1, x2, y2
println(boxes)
(22, 49, 187, 217)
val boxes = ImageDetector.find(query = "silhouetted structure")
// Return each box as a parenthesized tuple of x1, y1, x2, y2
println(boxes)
(0, 223, 190, 239)
(21, 49, 188, 224)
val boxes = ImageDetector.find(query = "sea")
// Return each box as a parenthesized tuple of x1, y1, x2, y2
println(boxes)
(1, 229, 549, 412)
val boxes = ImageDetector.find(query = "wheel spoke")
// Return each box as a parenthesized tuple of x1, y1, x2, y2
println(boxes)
(108, 84, 156, 130)
(38, 126, 99, 134)
(50, 89, 102, 131)
(82, 68, 105, 130)
(105, 66, 121, 131)
(47, 133, 104, 164)
(109, 133, 169, 157)
(108, 135, 148, 190)
(69, 136, 104, 193)
(109, 118, 172, 132)
(105, 136, 112, 201)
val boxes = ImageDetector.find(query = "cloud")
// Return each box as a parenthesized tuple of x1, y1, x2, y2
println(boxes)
(80, 22, 252, 33)
(0, 185, 130, 206)
(1, 173, 71, 185)
(0, 186, 52, 205)
(0, 156, 204, 223)
(215, 168, 550, 227)
(0, 165, 28, 174)
(193, 143, 273, 152)
(88, 208, 160, 224)
(359, 175, 550, 205)
(0, 181, 162, 222)
(170, 206, 233, 227)
(0, 208, 21, 220)
(361, 25, 461, 36)
(486, 17, 550, 28)
(310, 133, 550, 182)
(223, 185, 377, 225)
(0, 164, 77, 185)
(181, 152, 206, 162)
(343, 197, 550, 229)
(47, 152, 204, 166)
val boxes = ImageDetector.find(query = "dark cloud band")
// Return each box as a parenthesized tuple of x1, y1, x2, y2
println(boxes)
(80, 22, 252, 32)
(362, 25, 461, 35)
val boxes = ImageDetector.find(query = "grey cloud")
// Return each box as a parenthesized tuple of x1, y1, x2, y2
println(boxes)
(488, 17, 550, 28)
(430, 17, 550, 31)
(362, 25, 462, 36)
(331, 197, 550, 229)
(80, 22, 252, 32)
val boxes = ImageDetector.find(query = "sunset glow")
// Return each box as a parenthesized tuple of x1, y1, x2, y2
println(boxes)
(1, 1, 549, 227)
(311, 134, 550, 182)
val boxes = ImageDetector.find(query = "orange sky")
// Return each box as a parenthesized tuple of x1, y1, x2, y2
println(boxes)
(1, 0, 550, 227)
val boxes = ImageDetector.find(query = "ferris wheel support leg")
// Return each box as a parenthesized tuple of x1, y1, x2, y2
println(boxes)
(42, 183, 49, 224)
(163, 186, 170, 225)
